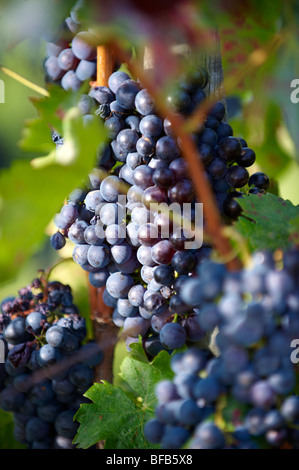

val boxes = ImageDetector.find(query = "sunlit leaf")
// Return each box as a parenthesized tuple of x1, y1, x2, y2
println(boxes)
(0, 107, 106, 284)
(234, 193, 299, 252)
(74, 350, 174, 449)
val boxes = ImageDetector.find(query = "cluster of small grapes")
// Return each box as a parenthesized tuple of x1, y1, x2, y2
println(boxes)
(44, 1, 99, 92)
(47, 6, 270, 356)
(144, 247, 299, 449)
(50, 64, 269, 356)
(0, 278, 102, 449)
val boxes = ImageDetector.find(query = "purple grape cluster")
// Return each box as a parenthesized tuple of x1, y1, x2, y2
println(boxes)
(44, 1, 98, 91)
(0, 278, 102, 449)
(48, 12, 270, 357)
(144, 247, 299, 449)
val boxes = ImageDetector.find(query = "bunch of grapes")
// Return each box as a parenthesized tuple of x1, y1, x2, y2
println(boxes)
(143, 246, 299, 449)
(0, 278, 102, 449)
(44, 0, 99, 92)
(48, 3, 270, 357)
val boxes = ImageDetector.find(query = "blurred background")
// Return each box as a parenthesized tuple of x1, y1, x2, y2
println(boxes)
(0, 0, 298, 448)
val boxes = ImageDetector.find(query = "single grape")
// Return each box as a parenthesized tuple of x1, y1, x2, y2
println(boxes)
(248, 172, 270, 190)
(71, 31, 97, 60)
(160, 322, 187, 350)
(135, 88, 155, 115)
(116, 80, 140, 110)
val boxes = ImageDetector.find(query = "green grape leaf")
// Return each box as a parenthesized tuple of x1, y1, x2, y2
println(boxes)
(74, 350, 174, 449)
(220, 396, 249, 431)
(18, 117, 56, 154)
(30, 84, 87, 136)
(0, 409, 26, 449)
(289, 215, 299, 245)
(19, 83, 92, 156)
(0, 105, 106, 283)
(74, 381, 149, 449)
(126, 339, 149, 364)
(255, 102, 292, 178)
(119, 350, 174, 400)
(234, 193, 299, 252)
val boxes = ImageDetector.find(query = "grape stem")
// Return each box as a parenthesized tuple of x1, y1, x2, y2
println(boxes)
(0, 65, 50, 97)
(43, 257, 73, 282)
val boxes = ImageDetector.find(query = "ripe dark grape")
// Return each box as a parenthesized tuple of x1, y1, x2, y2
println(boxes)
(249, 187, 265, 195)
(4, 317, 32, 345)
(144, 419, 165, 443)
(205, 115, 219, 131)
(108, 71, 131, 93)
(123, 316, 150, 338)
(71, 31, 97, 61)
(25, 312, 47, 335)
(44, 57, 64, 81)
(57, 48, 79, 71)
(171, 250, 196, 275)
(61, 70, 82, 91)
(140, 115, 163, 138)
(50, 232, 66, 250)
(166, 87, 191, 114)
(160, 322, 187, 350)
(117, 129, 139, 153)
(75, 59, 96, 81)
(168, 180, 194, 204)
(100, 175, 125, 202)
(216, 122, 233, 140)
(207, 158, 227, 180)
(248, 172, 270, 190)
(192, 89, 206, 107)
(87, 244, 110, 268)
(152, 168, 174, 188)
(133, 165, 154, 189)
(170, 231, 194, 251)
(198, 128, 218, 147)
(106, 272, 135, 299)
(155, 136, 180, 161)
(236, 147, 256, 167)
(143, 185, 168, 206)
(116, 80, 140, 110)
(143, 292, 166, 315)
(151, 240, 175, 265)
(92, 86, 114, 105)
(223, 191, 244, 219)
(111, 242, 132, 264)
(137, 223, 160, 247)
(218, 136, 242, 162)
(54, 410, 79, 438)
(104, 116, 126, 140)
(46, 326, 67, 348)
(135, 88, 155, 115)
(169, 294, 190, 314)
(197, 143, 213, 167)
(154, 265, 175, 286)
(38, 344, 62, 367)
(226, 165, 249, 188)
(207, 101, 226, 121)
(136, 135, 155, 157)
(88, 269, 109, 288)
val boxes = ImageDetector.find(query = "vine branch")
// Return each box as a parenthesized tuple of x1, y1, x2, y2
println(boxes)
(89, 45, 119, 387)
